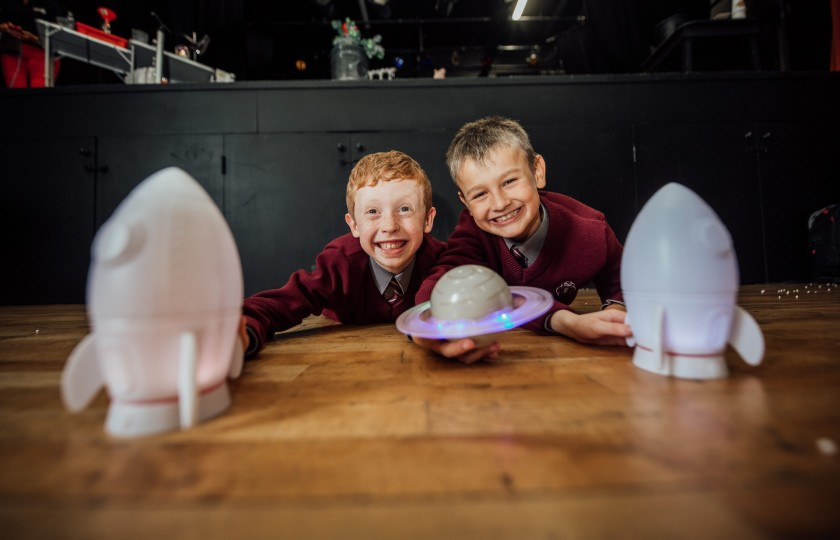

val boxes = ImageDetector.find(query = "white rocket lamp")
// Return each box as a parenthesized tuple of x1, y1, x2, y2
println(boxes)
(61, 167, 244, 436)
(621, 182, 764, 379)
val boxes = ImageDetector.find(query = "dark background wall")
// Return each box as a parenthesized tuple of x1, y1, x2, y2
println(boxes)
(2, 73, 839, 304)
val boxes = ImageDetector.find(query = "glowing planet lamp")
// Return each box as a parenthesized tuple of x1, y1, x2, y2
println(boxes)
(396, 265, 553, 347)
(621, 182, 764, 379)
(61, 167, 244, 436)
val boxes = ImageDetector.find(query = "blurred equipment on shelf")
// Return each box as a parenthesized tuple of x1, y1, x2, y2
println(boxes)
(35, 18, 235, 86)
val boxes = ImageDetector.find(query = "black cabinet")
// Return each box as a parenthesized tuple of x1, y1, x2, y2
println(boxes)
(634, 120, 840, 283)
(1, 137, 96, 304)
(634, 121, 767, 283)
(2, 76, 839, 303)
(224, 133, 351, 296)
(756, 122, 840, 282)
(529, 124, 637, 243)
(95, 135, 224, 226)
(0, 134, 225, 304)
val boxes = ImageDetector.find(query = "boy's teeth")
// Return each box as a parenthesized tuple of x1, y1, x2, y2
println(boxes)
(494, 209, 519, 223)
(379, 241, 404, 249)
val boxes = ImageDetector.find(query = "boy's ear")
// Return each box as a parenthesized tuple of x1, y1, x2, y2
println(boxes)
(457, 192, 473, 215)
(345, 213, 361, 238)
(534, 154, 547, 189)
(423, 207, 437, 233)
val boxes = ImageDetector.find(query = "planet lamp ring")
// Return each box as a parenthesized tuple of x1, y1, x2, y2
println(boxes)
(396, 286, 554, 340)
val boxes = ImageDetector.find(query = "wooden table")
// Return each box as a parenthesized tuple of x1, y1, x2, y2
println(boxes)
(1, 284, 839, 539)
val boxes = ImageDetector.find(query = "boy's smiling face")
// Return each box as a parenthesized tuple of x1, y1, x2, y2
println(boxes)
(456, 144, 546, 243)
(345, 178, 436, 275)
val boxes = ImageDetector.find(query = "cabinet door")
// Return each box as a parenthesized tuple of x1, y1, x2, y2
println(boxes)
(346, 131, 459, 241)
(0, 137, 95, 304)
(95, 135, 224, 227)
(634, 122, 767, 284)
(528, 124, 637, 243)
(758, 122, 840, 282)
(224, 133, 351, 296)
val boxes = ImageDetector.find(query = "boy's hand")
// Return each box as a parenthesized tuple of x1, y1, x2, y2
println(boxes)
(411, 336, 500, 364)
(238, 316, 250, 353)
(549, 308, 632, 346)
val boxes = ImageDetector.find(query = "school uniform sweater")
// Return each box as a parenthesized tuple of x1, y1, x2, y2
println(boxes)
(244, 232, 445, 354)
(415, 191, 623, 333)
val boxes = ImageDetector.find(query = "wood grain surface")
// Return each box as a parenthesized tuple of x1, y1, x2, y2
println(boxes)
(1, 284, 838, 539)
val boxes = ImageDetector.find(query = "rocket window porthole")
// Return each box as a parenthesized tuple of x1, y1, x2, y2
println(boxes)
(693, 217, 731, 256)
(95, 222, 146, 265)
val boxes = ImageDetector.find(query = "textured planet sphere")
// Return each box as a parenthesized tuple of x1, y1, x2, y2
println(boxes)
(431, 265, 513, 321)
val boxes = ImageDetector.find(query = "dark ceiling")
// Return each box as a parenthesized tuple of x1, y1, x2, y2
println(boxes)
(58, 0, 834, 83)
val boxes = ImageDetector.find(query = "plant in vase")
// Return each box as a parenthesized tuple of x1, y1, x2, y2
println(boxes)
(330, 18, 385, 80)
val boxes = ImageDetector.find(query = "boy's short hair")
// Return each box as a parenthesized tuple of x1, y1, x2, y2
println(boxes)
(346, 150, 433, 216)
(445, 116, 537, 183)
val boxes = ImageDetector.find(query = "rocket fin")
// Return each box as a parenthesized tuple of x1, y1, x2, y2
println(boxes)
(178, 332, 198, 429)
(652, 304, 667, 372)
(729, 306, 764, 366)
(61, 334, 104, 412)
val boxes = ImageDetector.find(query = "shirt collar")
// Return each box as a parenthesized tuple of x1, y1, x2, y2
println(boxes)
(370, 257, 415, 294)
(503, 204, 548, 266)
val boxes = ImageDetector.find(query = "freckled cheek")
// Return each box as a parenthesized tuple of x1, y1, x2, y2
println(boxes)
(361, 226, 379, 241)
(399, 215, 424, 228)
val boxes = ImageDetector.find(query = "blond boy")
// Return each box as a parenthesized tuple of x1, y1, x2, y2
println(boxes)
(414, 117, 630, 363)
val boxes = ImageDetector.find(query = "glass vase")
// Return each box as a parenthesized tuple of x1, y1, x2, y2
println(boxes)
(330, 42, 368, 80)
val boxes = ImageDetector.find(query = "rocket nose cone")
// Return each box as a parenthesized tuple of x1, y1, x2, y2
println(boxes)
(647, 182, 706, 211)
(135, 167, 211, 201)
(622, 182, 738, 294)
(88, 166, 243, 317)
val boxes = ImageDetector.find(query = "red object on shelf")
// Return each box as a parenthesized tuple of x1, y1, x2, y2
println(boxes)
(97, 7, 117, 23)
(75, 22, 128, 48)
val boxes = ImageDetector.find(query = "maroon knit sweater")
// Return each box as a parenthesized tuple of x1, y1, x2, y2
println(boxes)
(415, 192, 623, 333)
(244, 232, 445, 352)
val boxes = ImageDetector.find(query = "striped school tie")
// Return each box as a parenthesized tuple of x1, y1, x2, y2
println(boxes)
(384, 276, 403, 303)
(510, 244, 528, 268)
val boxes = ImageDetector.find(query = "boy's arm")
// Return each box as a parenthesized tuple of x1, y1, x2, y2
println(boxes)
(548, 307, 631, 346)
(242, 247, 349, 356)
(547, 223, 629, 345)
